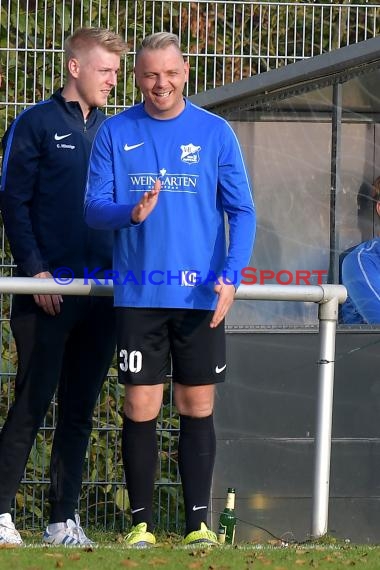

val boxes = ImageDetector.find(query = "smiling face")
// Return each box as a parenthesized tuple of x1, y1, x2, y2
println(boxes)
(63, 45, 121, 117)
(134, 44, 189, 119)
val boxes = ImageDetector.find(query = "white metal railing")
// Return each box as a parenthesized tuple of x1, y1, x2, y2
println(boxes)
(0, 277, 347, 538)
(237, 283, 346, 538)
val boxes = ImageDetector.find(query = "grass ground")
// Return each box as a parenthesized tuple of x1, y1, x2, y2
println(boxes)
(0, 531, 379, 570)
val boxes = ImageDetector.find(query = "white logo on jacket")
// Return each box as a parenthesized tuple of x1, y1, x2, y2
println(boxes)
(124, 142, 144, 151)
(180, 143, 201, 164)
(54, 133, 72, 141)
(181, 271, 198, 287)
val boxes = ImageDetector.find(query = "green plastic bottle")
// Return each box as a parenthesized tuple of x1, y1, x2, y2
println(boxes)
(218, 487, 236, 544)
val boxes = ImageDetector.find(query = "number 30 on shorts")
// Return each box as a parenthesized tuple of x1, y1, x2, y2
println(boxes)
(119, 349, 143, 373)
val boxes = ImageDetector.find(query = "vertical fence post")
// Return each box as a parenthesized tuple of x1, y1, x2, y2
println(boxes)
(311, 295, 339, 538)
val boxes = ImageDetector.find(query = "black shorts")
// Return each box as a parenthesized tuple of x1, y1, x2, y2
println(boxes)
(116, 307, 226, 385)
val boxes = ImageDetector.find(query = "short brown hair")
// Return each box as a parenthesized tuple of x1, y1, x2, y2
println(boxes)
(372, 176, 380, 202)
(357, 177, 380, 213)
(64, 27, 128, 61)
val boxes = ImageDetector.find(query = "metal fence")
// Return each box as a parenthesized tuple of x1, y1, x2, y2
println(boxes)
(0, 0, 379, 533)
(1, 1, 380, 123)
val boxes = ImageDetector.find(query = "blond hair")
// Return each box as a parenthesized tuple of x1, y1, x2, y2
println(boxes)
(136, 32, 183, 60)
(64, 27, 128, 61)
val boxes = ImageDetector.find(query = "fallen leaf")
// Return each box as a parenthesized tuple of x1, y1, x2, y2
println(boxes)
(189, 550, 209, 558)
(268, 539, 284, 547)
(68, 553, 81, 561)
(256, 555, 272, 565)
(121, 560, 139, 567)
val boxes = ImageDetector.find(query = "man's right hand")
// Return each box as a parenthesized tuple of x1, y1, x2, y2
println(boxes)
(131, 179, 161, 223)
(33, 271, 63, 316)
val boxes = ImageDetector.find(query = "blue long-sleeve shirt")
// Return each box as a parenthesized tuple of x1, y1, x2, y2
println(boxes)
(85, 100, 256, 309)
(341, 237, 380, 324)
(1, 89, 112, 277)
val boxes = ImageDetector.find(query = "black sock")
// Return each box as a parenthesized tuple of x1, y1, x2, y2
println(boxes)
(122, 415, 158, 531)
(178, 414, 216, 535)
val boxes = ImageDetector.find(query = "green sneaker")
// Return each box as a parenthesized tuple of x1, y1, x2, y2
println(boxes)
(124, 523, 156, 548)
(183, 522, 218, 546)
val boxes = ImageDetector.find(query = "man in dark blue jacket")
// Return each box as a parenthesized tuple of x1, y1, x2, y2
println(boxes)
(0, 27, 127, 545)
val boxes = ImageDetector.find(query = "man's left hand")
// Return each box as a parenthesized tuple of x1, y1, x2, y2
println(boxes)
(210, 279, 236, 328)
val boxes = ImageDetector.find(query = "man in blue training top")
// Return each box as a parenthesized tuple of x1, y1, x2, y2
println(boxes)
(85, 31, 256, 547)
(341, 176, 380, 324)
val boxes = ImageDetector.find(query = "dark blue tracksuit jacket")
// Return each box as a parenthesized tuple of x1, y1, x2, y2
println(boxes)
(0, 88, 112, 277)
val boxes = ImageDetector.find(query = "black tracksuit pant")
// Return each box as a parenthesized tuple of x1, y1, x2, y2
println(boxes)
(0, 294, 116, 523)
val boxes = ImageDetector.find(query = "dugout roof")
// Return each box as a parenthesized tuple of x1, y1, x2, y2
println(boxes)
(190, 35, 380, 122)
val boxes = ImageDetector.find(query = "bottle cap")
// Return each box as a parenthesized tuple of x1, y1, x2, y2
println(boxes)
(227, 487, 236, 493)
